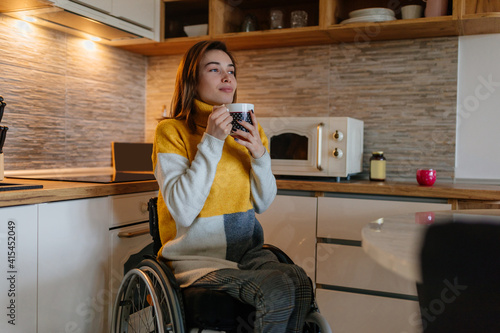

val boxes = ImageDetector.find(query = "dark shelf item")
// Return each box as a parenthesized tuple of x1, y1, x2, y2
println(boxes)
(0, 182, 43, 191)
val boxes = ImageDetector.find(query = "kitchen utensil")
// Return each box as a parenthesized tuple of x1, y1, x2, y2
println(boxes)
(0, 126, 6, 180)
(0, 126, 8, 153)
(416, 169, 436, 186)
(0, 96, 6, 123)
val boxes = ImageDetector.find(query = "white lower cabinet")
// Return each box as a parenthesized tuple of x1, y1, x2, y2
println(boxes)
(316, 289, 422, 333)
(38, 197, 111, 333)
(0, 205, 38, 333)
(316, 195, 452, 332)
(0, 188, 457, 333)
(108, 223, 152, 311)
(108, 191, 157, 328)
(257, 194, 317, 281)
(316, 243, 417, 296)
(317, 196, 452, 241)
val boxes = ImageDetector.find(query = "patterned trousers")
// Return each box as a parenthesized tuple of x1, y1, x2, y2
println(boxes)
(190, 257, 312, 333)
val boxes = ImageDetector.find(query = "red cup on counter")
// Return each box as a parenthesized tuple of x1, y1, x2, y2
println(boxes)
(416, 169, 436, 186)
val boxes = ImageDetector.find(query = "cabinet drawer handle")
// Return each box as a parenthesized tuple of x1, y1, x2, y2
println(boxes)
(118, 228, 150, 238)
(140, 202, 149, 213)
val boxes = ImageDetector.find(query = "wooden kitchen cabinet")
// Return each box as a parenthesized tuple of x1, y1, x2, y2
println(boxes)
(164, 0, 209, 38)
(38, 197, 111, 333)
(0, 205, 38, 333)
(459, 0, 500, 35)
(210, 0, 321, 34)
(119, 0, 500, 56)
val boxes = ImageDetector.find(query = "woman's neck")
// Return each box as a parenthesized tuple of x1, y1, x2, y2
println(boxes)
(193, 99, 213, 128)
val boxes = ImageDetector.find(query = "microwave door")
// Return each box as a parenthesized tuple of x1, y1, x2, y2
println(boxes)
(267, 119, 328, 176)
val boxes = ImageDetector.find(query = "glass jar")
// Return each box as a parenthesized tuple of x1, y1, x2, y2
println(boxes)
(241, 14, 257, 32)
(270, 9, 283, 29)
(370, 151, 386, 181)
(290, 10, 308, 28)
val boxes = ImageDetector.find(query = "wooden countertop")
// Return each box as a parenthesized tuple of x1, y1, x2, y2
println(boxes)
(0, 178, 159, 208)
(2, 177, 500, 208)
(276, 179, 500, 201)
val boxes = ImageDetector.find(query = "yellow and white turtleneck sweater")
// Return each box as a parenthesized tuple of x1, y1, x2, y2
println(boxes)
(152, 99, 277, 287)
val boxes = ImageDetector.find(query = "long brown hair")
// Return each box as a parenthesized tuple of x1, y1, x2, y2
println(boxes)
(170, 40, 237, 133)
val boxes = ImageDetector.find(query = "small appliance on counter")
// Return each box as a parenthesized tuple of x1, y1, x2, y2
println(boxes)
(259, 117, 364, 181)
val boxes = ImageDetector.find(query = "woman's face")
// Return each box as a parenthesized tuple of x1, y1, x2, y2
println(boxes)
(197, 49, 236, 106)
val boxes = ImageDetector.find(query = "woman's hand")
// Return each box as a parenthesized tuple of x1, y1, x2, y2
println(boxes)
(232, 111, 266, 159)
(206, 105, 233, 141)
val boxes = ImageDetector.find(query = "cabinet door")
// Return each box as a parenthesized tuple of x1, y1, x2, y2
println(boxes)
(70, 0, 113, 13)
(316, 243, 417, 296)
(38, 197, 110, 333)
(108, 222, 152, 319)
(317, 196, 451, 240)
(257, 195, 317, 281)
(113, 0, 157, 29)
(0, 205, 37, 333)
(110, 191, 157, 228)
(316, 289, 422, 333)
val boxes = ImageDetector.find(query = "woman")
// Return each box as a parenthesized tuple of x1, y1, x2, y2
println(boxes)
(152, 40, 312, 332)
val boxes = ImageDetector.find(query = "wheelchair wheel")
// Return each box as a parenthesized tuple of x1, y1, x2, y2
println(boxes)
(112, 258, 185, 333)
(304, 311, 332, 333)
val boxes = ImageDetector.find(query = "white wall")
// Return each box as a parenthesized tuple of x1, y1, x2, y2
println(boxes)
(456, 34, 500, 180)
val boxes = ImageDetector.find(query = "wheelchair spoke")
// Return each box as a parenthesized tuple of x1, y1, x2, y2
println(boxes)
(112, 260, 186, 333)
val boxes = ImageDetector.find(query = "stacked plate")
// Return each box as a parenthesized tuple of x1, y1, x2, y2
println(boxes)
(341, 7, 396, 24)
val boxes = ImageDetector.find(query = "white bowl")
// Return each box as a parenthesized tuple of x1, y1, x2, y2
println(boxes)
(341, 14, 396, 24)
(349, 7, 395, 18)
(183, 24, 208, 37)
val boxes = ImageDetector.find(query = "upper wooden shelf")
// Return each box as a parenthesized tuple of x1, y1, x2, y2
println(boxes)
(118, 0, 500, 56)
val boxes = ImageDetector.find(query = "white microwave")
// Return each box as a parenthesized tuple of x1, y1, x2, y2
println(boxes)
(258, 117, 364, 180)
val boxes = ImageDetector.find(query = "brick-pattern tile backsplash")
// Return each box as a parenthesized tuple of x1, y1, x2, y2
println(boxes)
(0, 14, 147, 171)
(0, 12, 457, 180)
(147, 38, 458, 181)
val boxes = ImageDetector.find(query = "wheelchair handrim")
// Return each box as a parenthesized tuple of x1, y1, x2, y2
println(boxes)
(112, 268, 165, 333)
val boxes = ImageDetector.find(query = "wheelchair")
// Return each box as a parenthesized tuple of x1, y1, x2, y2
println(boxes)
(111, 197, 332, 333)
